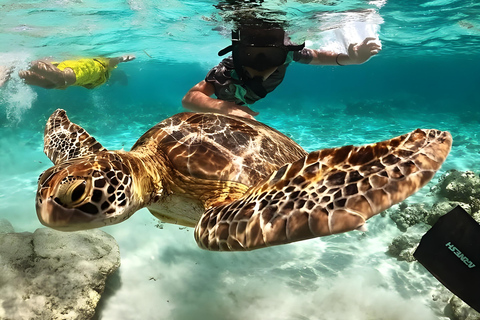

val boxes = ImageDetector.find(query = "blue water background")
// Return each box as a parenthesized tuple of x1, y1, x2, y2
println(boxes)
(1, 0, 480, 319)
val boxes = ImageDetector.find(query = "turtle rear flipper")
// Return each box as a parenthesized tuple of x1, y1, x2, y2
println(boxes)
(195, 129, 452, 251)
(44, 109, 106, 165)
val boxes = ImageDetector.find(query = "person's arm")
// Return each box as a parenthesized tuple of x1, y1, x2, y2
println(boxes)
(299, 37, 382, 66)
(108, 55, 136, 68)
(182, 80, 259, 119)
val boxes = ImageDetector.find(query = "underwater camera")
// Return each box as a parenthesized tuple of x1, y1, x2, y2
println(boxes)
(414, 206, 480, 312)
(218, 24, 304, 71)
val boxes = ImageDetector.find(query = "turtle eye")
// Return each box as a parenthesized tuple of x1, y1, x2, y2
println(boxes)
(71, 182, 86, 203)
(57, 179, 89, 207)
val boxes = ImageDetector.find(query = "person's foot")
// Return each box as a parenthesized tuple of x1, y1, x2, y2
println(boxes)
(0, 66, 13, 87)
(30, 60, 58, 74)
(18, 70, 28, 78)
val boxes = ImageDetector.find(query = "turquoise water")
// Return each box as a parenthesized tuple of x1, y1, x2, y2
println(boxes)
(1, 0, 480, 319)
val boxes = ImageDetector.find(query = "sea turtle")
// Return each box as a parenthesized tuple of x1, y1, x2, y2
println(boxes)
(36, 109, 452, 251)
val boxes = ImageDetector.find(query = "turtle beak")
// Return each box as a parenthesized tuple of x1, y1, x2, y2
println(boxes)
(35, 189, 99, 231)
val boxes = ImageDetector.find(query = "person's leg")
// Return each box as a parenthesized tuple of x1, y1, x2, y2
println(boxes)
(18, 69, 57, 89)
(18, 70, 56, 89)
(30, 61, 73, 85)
(20, 61, 75, 88)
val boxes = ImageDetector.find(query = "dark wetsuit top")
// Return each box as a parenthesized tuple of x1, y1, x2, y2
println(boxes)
(205, 48, 313, 105)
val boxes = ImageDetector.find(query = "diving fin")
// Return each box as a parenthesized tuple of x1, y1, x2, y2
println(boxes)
(414, 205, 480, 312)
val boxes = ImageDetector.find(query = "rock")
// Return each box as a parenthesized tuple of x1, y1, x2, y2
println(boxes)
(0, 227, 120, 320)
(0, 219, 14, 234)
(427, 201, 471, 226)
(387, 232, 422, 262)
(431, 286, 457, 318)
(431, 170, 480, 204)
(387, 189, 480, 233)
(387, 203, 430, 231)
(470, 199, 480, 223)
(449, 295, 480, 320)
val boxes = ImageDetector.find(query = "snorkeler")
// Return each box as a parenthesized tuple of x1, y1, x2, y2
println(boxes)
(0, 55, 135, 89)
(182, 21, 381, 119)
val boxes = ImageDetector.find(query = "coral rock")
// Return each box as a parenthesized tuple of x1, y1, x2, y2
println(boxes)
(449, 295, 480, 320)
(0, 225, 120, 320)
(431, 170, 480, 204)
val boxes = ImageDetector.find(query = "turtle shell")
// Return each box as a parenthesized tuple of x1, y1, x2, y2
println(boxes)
(131, 112, 308, 187)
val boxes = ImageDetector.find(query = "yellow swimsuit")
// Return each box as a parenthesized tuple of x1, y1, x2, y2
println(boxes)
(55, 58, 113, 89)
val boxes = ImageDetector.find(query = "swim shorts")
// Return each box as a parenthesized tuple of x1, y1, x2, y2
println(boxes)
(55, 58, 112, 89)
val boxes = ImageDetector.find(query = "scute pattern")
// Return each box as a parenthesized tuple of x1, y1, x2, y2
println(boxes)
(37, 154, 133, 223)
(44, 109, 106, 165)
(87, 159, 133, 215)
(195, 129, 452, 251)
(131, 113, 307, 187)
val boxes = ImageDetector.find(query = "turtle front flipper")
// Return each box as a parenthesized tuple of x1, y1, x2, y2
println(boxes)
(195, 129, 452, 251)
(44, 109, 106, 165)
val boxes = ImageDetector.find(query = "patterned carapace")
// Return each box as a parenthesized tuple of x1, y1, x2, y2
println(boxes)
(36, 109, 452, 251)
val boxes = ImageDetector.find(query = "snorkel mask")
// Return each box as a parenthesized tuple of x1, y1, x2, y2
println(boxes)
(218, 26, 305, 73)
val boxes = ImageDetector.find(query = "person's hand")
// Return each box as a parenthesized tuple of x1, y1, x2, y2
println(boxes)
(347, 37, 382, 64)
(120, 55, 136, 62)
(224, 102, 259, 120)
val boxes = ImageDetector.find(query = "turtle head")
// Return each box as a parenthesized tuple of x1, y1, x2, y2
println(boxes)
(36, 155, 137, 231)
